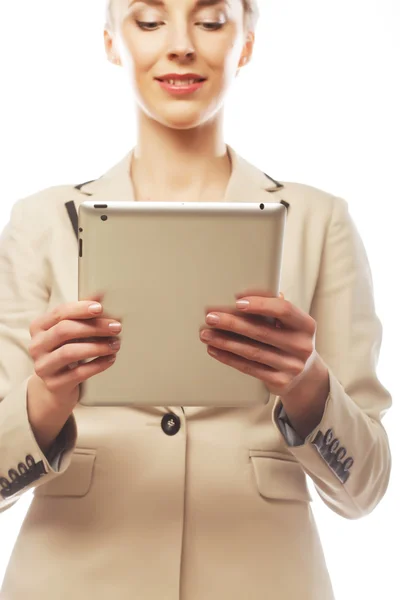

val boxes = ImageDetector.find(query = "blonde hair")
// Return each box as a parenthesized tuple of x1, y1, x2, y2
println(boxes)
(242, 0, 259, 31)
(106, 0, 259, 31)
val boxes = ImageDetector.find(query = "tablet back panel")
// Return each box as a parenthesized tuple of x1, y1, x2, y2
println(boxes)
(78, 201, 286, 407)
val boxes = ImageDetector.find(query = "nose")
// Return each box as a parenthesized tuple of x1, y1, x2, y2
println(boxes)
(167, 25, 195, 63)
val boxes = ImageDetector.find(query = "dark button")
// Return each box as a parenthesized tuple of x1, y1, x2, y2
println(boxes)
(161, 413, 181, 436)
(324, 429, 334, 444)
(343, 456, 354, 470)
(329, 439, 340, 453)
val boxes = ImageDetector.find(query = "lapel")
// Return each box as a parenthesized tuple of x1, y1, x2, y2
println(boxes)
(223, 147, 286, 204)
(66, 146, 289, 240)
(73, 151, 135, 207)
(70, 145, 287, 207)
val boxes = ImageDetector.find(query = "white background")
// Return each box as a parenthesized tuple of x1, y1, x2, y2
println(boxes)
(0, 1, 399, 598)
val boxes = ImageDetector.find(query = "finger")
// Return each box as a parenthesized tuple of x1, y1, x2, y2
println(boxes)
(44, 353, 117, 394)
(208, 346, 292, 395)
(200, 328, 303, 374)
(204, 296, 283, 322)
(30, 299, 107, 338)
(29, 317, 122, 360)
(206, 346, 274, 382)
(234, 296, 315, 333)
(207, 346, 292, 393)
(40, 317, 122, 354)
(35, 338, 121, 379)
(204, 304, 238, 316)
(203, 311, 295, 352)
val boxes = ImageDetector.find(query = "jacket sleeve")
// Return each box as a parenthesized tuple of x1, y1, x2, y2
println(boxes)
(0, 197, 77, 512)
(271, 195, 392, 519)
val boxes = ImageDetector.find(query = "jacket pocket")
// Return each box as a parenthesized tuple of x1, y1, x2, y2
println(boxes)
(34, 448, 96, 498)
(250, 450, 312, 503)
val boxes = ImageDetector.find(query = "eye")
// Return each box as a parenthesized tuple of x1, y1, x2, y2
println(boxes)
(198, 21, 225, 31)
(135, 20, 163, 31)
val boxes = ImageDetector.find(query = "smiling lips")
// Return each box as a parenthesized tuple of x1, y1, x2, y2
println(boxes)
(155, 73, 207, 95)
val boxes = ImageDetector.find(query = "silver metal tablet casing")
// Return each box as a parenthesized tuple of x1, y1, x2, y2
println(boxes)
(78, 201, 286, 408)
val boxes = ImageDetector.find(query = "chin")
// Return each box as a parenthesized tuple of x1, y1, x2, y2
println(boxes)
(160, 116, 206, 130)
(151, 101, 222, 131)
(150, 112, 207, 130)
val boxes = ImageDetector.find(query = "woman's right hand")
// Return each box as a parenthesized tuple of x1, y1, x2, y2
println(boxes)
(26, 300, 122, 452)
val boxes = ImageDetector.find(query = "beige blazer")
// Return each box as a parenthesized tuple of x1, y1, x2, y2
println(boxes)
(0, 147, 392, 600)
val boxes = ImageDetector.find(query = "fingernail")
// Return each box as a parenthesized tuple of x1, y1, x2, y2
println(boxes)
(206, 313, 220, 325)
(201, 330, 212, 341)
(89, 303, 102, 313)
(109, 339, 121, 349)
(208, 348, 219, 357)
(109, 322, 122, 332)
(106, 354, 117, 363)
(236, 300, 249, 309)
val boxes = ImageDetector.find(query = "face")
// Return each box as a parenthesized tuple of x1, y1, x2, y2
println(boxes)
(105, 0, 254, 129)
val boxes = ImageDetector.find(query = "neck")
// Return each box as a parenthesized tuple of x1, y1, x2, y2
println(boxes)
(131, 110, 232, 202)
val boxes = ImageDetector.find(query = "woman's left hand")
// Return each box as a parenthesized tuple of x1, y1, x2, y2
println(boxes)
(199, 291, 319, 399)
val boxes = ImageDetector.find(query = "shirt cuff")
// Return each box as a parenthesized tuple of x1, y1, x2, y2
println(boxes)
(276, 402, 306, 447)
(44, 417, 72, 471)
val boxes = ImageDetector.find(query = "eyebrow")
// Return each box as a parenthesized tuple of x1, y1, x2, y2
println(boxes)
(128, 0, 227, 8)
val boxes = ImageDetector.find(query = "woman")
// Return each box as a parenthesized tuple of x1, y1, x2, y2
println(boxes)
(0, 1, 392, 598)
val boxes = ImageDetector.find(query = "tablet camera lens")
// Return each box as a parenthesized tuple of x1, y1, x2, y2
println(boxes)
(101, 215, 108, 222)
(259, 203, 265, 210)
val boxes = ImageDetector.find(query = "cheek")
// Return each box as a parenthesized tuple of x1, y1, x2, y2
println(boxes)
(124, 38, 161, 74)
(198, 32, 244, 76)
(119, 22, 164, 75)
(204, 44, 242, 86)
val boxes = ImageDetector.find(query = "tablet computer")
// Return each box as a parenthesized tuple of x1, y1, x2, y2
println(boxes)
(78, 201, 286, 408)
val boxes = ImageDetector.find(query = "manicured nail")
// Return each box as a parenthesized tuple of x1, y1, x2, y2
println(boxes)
(236, 300, 250, 309)
(208, 348, 219, 357)
(109, 322, 122, 332)
(109, 339, 121, 349)
(206, 313, 220, 325)
(201, 330, 212, 341)
(89, 303, 102, 313)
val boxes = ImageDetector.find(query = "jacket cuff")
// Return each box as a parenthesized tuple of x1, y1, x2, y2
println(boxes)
(0, 377, 77, 507)
(275, 392, 332, 448)
(272, 368, 334, 453)
(271, 366, 391, 518)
